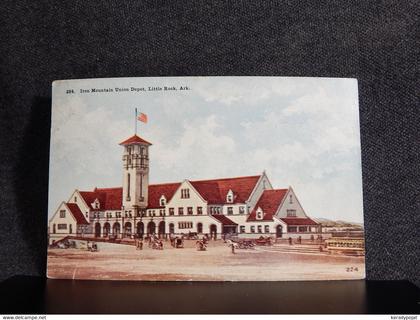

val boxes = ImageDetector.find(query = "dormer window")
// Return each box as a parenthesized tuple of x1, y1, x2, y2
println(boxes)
(159, 195, 166, 206)
(92, 199, 100, 209)
(226, 189, 234, 203)
(256, 207, 263, 220)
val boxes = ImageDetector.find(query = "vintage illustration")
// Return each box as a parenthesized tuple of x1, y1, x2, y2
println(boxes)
(47, 77, 365, 281)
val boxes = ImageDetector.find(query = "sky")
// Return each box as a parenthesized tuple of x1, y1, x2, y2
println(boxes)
(49, 76, 363, 223)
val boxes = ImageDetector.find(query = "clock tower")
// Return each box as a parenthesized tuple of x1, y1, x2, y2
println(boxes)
(119, 135, 152, 210)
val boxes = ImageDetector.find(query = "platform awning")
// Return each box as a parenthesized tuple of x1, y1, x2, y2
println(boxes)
(211, 214, 238, 226)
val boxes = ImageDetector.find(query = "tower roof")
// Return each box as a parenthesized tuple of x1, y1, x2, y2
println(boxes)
(119, 134, 152, 146)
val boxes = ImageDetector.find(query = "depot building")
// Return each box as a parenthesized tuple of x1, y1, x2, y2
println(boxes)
(48, 134, 320, 245)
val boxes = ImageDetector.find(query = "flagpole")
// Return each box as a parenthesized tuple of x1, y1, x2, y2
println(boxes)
(135, 108, 137, 135)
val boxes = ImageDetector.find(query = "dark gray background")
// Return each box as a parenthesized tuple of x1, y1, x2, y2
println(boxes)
(0, 1, 418, 286)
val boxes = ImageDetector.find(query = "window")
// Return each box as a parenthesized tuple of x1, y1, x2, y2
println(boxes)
(239, 206, 245, 214)
(256, 210, 263, 220)
(160, 196, 166, 206)
(287, 209, 296, 217)
(226, 190, 234, 203)
(181, 188, 190, 199)
(187, 207, 193, 215)
(178, 222, 193, 229)
(74, 196, 77, 202)
(210, 207, 214, 214)
(240, 225, 245, 233)
(227, 207, 233, 215)
(298, 226, 308, 232)
(127, 173, 131, 200)
(169, 208, 174, 216)
(289, 194, 293, 204)
(59, 210, 66, 218)
(250, 226, 255, 233)
(57, 224, 67, 230)
(257, 225, 262, 233)
(197, 207, 203, 215)
(160, 209, 165, 216)
(288, 226, 297, 233)
(178, 207, 184, 215)
(216, 207, 221, 214)
(264, 225, 270, 233)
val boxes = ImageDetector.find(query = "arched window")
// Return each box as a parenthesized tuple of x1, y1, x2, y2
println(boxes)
(256, 207, 263, 220)
(127, 173, 131, 199)
(160, 195, 166, 206)
(289, 194, 293, 204)
(226, 190, 234, 203)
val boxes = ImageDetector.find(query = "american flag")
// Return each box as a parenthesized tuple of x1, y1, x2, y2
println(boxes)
(137, 112, 148, 123)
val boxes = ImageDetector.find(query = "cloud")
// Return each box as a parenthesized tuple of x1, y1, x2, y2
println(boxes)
(152, 115, 237, 180)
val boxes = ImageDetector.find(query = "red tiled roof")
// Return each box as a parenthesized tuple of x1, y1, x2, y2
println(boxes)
(78, 174, 260, 210)
(79, 183, 181, 210)
(79, 191, 100, 210)
(280, 217, 319, 225)
(119, 135, 152, 146)
(79, 188, 122, 210)
(147, 182, 181, 208)
(190, 175, 260, 204)
(211, 214, 238, 226)
(95, 187, 123, 210)
(247, 189, 288, 222)
(66, 203, 89, 225)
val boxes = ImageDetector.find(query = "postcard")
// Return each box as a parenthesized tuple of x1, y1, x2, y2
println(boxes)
(47, 76, 365, 281)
